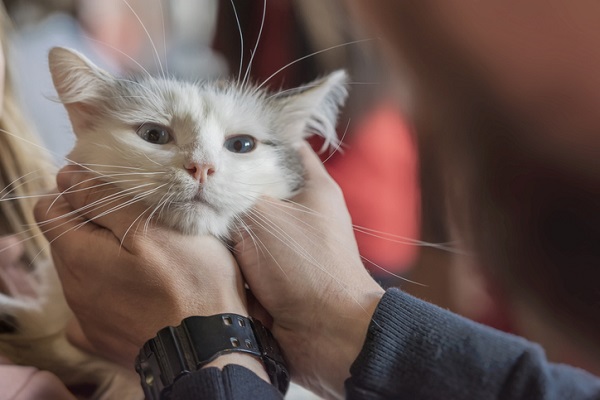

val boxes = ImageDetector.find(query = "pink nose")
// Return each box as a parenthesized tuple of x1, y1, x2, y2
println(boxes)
(185, 162, 215, 184)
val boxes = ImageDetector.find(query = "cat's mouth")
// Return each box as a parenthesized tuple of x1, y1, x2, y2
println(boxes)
(192, 192, 215, 209)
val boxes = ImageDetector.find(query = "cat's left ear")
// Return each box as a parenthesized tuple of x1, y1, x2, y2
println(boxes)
(48, 47, 114, 134)
(271, 70, 348, 151)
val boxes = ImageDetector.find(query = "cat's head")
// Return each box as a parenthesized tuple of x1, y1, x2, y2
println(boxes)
(48, 47, 347, 237)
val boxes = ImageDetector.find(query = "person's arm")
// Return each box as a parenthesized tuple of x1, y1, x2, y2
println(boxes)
(170, 363, 282, 400)
(345, 288, 600, 400)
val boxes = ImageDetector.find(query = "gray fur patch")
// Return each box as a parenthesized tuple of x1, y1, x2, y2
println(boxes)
(277, 145, 305, 194)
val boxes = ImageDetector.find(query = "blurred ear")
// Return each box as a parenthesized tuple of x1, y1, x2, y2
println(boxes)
(272, 70, 348, 151)
(48, 47, 113, 134)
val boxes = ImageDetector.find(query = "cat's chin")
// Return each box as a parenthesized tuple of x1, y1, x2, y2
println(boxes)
(157, 206, 233, 239)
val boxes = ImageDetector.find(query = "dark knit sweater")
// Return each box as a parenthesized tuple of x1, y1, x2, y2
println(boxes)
(170, 289, 600, 399)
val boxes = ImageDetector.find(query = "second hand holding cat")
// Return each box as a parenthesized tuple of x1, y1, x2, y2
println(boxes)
(234, 143, 385, 399)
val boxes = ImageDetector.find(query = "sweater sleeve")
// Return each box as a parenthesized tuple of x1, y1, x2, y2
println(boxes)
(345, 288, 600, 400)
(169, 365, 282, 400)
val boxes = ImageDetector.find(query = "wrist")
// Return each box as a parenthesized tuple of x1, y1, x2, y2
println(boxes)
(288, 285, 385, 398)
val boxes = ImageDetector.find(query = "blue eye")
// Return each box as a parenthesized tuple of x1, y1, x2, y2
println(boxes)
(137, 123, 171, 144)
(224, 135, 256, 153)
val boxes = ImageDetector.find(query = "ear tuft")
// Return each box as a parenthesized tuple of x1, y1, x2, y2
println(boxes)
(273, 70, 349, 151)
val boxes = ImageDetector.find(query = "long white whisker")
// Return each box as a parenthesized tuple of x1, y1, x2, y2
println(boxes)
(29, 188, 159, 264)
(322, 118, 350, 162)
(230, 0, 245, 84)
(0, 193, 60, 202)
(256, 38, 374, 91)
(82, 36, 152, 78)
(158, 0, 168, 75)
(242, 0, 266, 87)
(248, 207, 381, 318)
(0, 170, 43, 198)
(352, 225, 463, 254)
(143, 152, 165, 166)
(359, 254, 425, 286)
(120, 202, 155, 250)
(121, 0, 165, 78)
(258, 194, 460, 254)
(43, 175, 160, 218)
(39, 182, 159, 227)
(72, 163, 146, 170)
(0, 128, 61, 168)
(76, 186, 164, 227)
(243, 195, 428, 285)
(145, 184, 175, 231)
(158, 186, 178, 221)
(244, 212, 291, 279)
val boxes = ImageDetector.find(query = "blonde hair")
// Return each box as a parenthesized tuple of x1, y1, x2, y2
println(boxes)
(0, 5, 55, 264)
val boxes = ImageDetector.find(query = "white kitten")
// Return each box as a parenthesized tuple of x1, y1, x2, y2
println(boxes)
(49, 47, 348, 238)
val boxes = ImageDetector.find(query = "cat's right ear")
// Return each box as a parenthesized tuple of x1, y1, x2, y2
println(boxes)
(48, 47, 113, 134)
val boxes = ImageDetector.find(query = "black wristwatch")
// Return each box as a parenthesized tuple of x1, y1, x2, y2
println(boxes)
(135, 314, 290, 399)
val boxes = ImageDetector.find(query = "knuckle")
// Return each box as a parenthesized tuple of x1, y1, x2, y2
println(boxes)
(33, 193, 61, 224)
(320, 175, 344, 199)
(71, 175, 104, 212)
(328, 178, 344, 197)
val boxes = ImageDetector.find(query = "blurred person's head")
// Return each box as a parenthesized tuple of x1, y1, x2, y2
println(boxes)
(352, 0, 600, 361)
(75, 0, 166, 70)
(2, 0, 75, 27)
(0, 4, 53, 264)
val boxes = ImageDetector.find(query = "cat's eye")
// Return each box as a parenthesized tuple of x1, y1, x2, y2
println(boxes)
(137, 123, 171, 145)
(224, 135, 256, 154)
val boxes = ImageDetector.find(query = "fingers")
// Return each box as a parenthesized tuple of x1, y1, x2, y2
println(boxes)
(54, 165, 151, 241)
(296, 142, 344, 200)
(34, 163, 148, 254)
(34, 189, 116, 255)
(297, 142, 336, 183)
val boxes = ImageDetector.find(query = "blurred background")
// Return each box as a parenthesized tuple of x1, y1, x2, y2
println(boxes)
(4, 0, 595, 398)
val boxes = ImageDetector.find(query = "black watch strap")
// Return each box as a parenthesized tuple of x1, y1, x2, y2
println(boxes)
(135, 314, 289, 399)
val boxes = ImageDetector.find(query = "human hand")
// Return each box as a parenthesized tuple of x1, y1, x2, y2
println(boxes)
(0, 362, 77, 400)
(234, 143, 385, 399)
(0, 235, 37, 299)
(34, 169, 249, 368)
(0, 236, 23, 269)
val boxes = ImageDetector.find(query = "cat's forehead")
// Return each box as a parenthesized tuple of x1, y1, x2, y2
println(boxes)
(112, 77, 273, 136)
